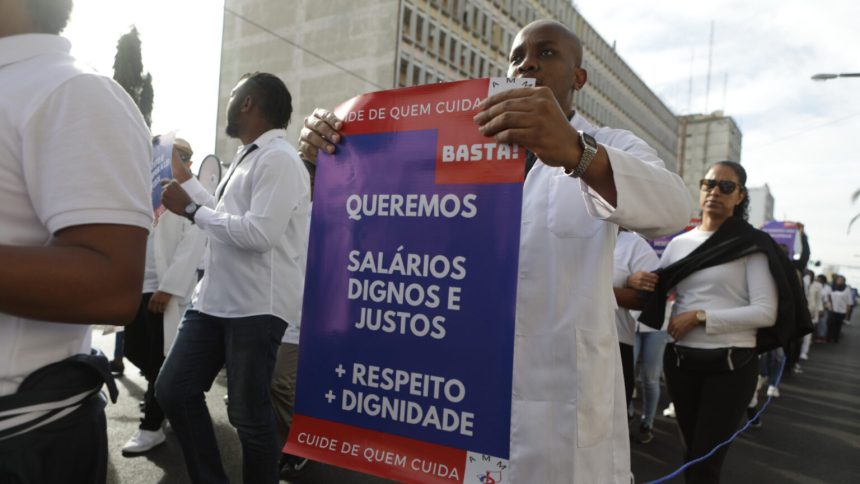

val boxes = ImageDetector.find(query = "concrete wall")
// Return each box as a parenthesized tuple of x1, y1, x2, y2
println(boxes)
(216, 0, 400, 160)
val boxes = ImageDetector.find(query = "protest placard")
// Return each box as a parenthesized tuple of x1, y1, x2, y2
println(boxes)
(151, 132, 174, 224)
(760, 220, 800, 259)
(284, 78, 531, 483)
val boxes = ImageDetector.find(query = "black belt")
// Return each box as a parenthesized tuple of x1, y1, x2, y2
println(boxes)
(670, 344, 756, 373)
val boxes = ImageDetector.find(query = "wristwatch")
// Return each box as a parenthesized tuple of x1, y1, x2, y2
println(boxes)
(695, 310, 707, 326)
(183, 202, 201, 223)
(564, 130, 598, 178)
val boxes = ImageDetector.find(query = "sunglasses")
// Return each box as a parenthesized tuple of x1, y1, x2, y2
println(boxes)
(178, 153, 192, 162)
(699, 179, 738, 194)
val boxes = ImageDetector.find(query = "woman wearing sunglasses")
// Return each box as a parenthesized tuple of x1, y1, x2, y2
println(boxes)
(637, 161, 811, 483)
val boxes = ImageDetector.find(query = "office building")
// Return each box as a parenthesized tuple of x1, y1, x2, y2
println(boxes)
(677, 111, 743, 201)
(747, 184, 774, 228)
(216, 0, 679, 170)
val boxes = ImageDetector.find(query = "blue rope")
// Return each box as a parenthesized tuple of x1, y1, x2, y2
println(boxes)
(644, 355, 786, 484)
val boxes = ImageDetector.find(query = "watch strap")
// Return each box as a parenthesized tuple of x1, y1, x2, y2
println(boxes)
(565, 131, 598, 178)
(186, 204, 202, 224)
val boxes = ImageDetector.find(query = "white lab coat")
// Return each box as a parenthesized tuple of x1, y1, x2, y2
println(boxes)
(153, 211, 206, 354)
(509, 114, 692, 484)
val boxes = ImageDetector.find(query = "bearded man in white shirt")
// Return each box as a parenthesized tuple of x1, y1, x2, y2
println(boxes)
(159, 73, 310, 484)
(0, 0, 151, 482)
(298, 20, 691, 484)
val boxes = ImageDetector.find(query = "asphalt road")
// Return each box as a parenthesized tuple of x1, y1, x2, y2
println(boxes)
(96, 311, 860, 483)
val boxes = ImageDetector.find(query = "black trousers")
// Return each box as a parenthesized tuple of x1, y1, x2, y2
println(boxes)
(619, 342, 634, 407)
(124, 293, 166, 430)
(664, 346, 758, 484)
(0, 394, 107, 484)
(826, 312, 846, 343)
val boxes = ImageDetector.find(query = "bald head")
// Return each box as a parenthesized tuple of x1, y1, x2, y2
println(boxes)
(507, 19, 588, 114)
(518, 20, 583, 67)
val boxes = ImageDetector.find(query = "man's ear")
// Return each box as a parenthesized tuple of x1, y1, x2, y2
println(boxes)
(241, 95, 253, 112)
(574, 67, 588, 91)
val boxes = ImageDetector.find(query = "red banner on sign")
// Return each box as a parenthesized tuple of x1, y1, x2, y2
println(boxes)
(333, 79, 526, 185)
(284, 414, 467, 483)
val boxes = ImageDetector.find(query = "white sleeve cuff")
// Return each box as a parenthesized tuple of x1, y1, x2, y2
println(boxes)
(193, 205, 217, 228)
(181, 177, 212, 206)
(580, 179, 616, 219)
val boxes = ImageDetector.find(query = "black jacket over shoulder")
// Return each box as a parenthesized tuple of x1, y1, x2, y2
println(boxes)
(638, 216, 813, 353)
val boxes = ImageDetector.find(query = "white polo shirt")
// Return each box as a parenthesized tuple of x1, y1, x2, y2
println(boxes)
(182, 129, 310, 326)
(0, 35, 153, 396)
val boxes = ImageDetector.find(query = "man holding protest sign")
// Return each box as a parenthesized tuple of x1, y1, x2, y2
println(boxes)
(299, 20, 690, 483)
(158, 72, 310, 484)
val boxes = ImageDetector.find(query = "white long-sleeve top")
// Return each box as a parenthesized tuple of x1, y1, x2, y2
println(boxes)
(660, 227, 778, 349)
(181, 129, 310, 325)
(612, 231, 660, 345)
(509, 113, 692, 484)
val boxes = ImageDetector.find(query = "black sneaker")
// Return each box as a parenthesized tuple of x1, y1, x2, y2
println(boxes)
(109, 359, 125, 377)
(280, 453, 311, 479)
(747, 407, 762, 428)
(638, 423, 654, 444)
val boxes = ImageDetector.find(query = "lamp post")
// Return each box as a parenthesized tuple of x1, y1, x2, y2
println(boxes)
(811, 72, 860, 81)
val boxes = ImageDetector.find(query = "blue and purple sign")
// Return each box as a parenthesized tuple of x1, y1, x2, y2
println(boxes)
(285, 79, 530, 483)
(151, 133, 174, 224)
(760, 220, 800, 260)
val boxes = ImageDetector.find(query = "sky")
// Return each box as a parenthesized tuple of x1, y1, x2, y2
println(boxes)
(573, 0, 860, 280)
(61, 0, 860, 280)
(63, 0, 225, 165)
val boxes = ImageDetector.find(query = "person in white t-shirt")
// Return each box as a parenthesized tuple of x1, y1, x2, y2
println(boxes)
(120, 138, 206, 456)
(0, 1, 152, 482)
(611, 230, 660, 413)
(826, 275, 853, 343)
(800, 271, 823, 359)
(272, 158, 316, 479)
(157, 72, 310, 484)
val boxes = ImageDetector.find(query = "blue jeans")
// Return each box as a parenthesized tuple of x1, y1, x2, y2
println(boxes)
(759, 347, 784, 386)
(155, 310, 286, 484)
(633, 330, 668, 427)
(815, 310, 829, 338)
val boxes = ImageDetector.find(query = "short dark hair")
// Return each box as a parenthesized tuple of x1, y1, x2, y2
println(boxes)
(712, 160, 749, 221)
(25, 0, 73, 34)
(239, 72, 292, 130)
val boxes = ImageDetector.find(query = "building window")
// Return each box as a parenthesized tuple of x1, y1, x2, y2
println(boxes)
(403, 5, 414, 42)
(412, 64, 421, 86)
(399, 56, 410, 87)
(427, 22, 437, 56)
(416, 14, 425, 46)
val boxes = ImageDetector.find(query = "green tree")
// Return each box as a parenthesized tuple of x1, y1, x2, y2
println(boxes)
(113, 26, 153, 127)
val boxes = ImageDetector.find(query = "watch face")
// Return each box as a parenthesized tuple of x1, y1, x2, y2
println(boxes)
(184, 202, 197, 214)
(582, 132, 598, 150)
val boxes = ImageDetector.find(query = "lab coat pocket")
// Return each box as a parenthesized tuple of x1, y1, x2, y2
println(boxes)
(547, 174, 601, 238)
(575, 326, 614, 448)
(512, 333, 575, 403)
